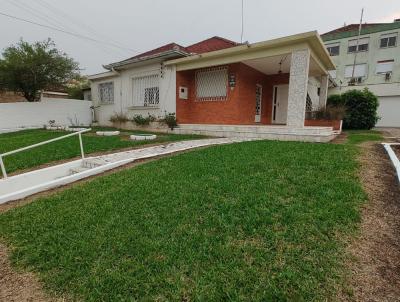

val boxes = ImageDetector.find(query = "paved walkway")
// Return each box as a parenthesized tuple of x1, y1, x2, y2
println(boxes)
(82, 137, 252, 170)
(377, 127, 400, 140)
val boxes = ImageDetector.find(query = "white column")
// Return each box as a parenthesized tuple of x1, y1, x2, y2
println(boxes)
(319, 74, 329, 109)
(287, 49, 310, 127)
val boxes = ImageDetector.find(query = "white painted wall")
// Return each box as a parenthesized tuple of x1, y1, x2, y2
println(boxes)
(0, 98, 92, 130)
(376, 96, 400, 127)
(90, 62, 176, 126)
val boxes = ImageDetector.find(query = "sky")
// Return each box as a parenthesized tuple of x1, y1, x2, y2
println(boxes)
(1, 0, 399, 75)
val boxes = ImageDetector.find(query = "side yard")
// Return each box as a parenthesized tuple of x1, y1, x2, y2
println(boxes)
(0, 128, 202, 177)
(0, 136, 368, 301)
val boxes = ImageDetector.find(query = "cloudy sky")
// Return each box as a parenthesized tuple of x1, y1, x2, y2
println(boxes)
(1, 0, 399, 74)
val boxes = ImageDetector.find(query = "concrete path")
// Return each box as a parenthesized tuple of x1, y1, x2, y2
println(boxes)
(0, 137, 252, 204)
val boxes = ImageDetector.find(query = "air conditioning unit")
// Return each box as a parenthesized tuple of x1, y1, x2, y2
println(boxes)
(385, 72, 392, 81)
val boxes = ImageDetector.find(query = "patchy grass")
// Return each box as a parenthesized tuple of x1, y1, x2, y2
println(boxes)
(345, 130, 383, 145)
(0, 140, 366, 301)
(0, 128, 202, 176)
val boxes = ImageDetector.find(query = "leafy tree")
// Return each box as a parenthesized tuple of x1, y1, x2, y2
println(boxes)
(0, 39, 79, 102)
(327, 88, 380, 129)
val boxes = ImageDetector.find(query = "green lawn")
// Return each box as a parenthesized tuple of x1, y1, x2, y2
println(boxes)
(346, 130, 383, 145)
(0, 128, 202, 176)
(0, 139, 367, 301)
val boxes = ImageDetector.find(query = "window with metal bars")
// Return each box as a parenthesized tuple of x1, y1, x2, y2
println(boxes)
(195, 67, 228, 101)
(306, 93, 313, 112)
(98, 82, 114, 104)
(132, 74, 160, 107)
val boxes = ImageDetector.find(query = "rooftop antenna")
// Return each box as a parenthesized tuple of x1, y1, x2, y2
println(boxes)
(240, 0, 244, 43)
(351, 8, 364, 80)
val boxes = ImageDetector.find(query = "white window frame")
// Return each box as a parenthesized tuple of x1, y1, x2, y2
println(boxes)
(380, 33, 398, 48)
(348, 37, 369, 53)
(195, 66, 228, 101)
(376, 60, 394, 74)
(98, 82, 114, 104)
(344, 63, 368, 78)
(326, 42, 340, 56)
(131, 73, 160, 107)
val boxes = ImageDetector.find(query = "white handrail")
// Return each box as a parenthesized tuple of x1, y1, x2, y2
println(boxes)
(0, 128, 91, 179)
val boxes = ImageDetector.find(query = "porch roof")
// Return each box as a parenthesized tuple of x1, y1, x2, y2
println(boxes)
(165, 31, 335, 73)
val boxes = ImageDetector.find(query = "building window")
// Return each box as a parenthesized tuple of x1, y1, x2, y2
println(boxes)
(98, 82, 114, 104)
(132, 74, 160, 107)
(196, 66, 228, 100)
(326, 43, 340, 56)
(348, 37, 369, 53)
(376, 60, 394, 74)
(380, 33, 397, 48)
(305, 94, 313, 112)
(344, 63, 368, 78)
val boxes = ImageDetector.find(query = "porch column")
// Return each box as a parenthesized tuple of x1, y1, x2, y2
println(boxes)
(287, 49, 310, 127)
(319, 74, 329, 109)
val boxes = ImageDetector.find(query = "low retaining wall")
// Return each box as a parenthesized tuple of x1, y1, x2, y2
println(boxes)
(0, 98, 93, 130)
(305, 119, 342, 131)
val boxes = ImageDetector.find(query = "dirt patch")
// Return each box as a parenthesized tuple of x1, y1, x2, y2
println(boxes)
(331, 132, 348, 144)
(0, 243, 63, 302)
(343, 142, 400, 301)
(392, 145, 400, 159)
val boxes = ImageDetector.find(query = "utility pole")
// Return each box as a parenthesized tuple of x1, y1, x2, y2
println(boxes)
(351, 8, 364, 80)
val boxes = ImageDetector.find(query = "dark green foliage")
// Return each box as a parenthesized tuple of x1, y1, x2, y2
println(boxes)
(327, 89, 379, 129)
(161, 112, 178, 130)
(0, 140, 366, 301)
(132, 114, 156, 126)
(0, 39, 79, 102)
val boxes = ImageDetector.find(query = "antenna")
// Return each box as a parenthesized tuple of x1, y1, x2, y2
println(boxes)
(240, 0, 244, 43)
(351, 8, 364, 80)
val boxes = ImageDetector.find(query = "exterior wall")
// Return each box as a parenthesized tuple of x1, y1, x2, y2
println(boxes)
(0, 98, 93, 130)
(323, 24, 400, 127)
(176, 63, 289, 125)
(305, 119, 342, 130)
(90, 62, 176, 125)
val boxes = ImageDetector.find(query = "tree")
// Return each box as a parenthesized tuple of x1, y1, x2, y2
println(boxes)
(327, 88, 380, 130)
(0, 39, 79, 102)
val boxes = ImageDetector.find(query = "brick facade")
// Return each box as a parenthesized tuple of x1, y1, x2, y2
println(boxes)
(176, 63, 289, 125)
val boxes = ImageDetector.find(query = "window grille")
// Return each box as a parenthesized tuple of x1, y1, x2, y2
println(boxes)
(132, 74, 160, 107)
(196, 66, 228, 100)
(306, 93, 313, 112)
(98, 82, 114, 104)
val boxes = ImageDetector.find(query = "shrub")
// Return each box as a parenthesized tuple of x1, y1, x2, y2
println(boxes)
(161, 112, 177, 130)
(109, 112, 129, 124)
(307, 104, 346, 121)
(327, 94, 344, 107)
(131, 114, 152, 126)
(331, 89, 379, 130)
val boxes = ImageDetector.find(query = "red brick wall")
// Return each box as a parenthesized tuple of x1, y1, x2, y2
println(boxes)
(176, 63, 289, 125)
(304, 119, 342, 130)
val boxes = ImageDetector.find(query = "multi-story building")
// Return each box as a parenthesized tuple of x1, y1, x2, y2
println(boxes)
(321, 19, 400, 127)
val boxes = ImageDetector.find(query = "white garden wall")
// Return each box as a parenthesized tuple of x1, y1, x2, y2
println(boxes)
(0, 98, 93, 130)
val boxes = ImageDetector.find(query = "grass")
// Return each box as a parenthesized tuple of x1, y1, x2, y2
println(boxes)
(345, 130, 383, 145)
(0, 140, 366, 301)
(0, 127, 202, 176)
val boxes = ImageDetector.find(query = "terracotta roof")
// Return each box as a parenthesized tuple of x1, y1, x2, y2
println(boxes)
(104, 36, 239, 70)
(186, 36, 240, 54)
(322, 21, 400, 41)
(130, 42, 188, 60)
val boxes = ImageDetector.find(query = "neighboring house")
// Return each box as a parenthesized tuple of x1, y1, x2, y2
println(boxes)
(322, 19, 400, 127)
(89, 32, 337, 142)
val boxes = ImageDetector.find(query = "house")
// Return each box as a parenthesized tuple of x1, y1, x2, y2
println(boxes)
(322, 19, 400, 127)
(89, 32, 337, 142)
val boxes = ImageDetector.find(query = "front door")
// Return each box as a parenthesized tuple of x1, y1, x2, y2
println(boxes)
(255, 84, 262, 123)
(272, 84, 289, 124)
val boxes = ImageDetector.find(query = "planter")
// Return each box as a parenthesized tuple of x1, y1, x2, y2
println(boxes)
(130, 134, 157, 141)
(304, 119, 342, 131)
(96, 131, 120, 136)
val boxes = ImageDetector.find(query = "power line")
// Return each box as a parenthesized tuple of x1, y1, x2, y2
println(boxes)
(0, 11, 140, 54)
(240, 0, 244, 43)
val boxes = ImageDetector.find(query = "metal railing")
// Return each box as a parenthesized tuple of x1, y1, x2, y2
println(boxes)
(0, 128, 91, 179)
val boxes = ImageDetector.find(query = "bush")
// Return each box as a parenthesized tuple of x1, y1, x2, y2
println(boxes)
(327, 94, 344, 107)
(161, 112, 177, 130)
(109, 112, 129, 124)
(131, 114, 156, 126)
(329, 89, 379, 130)
(310, 104, 346, 120)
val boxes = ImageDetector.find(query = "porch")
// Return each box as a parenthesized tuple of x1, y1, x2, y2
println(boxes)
(166, 32, 338, 141)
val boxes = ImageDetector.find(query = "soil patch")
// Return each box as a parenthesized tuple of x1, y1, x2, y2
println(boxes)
(343, 142, 400, 301)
